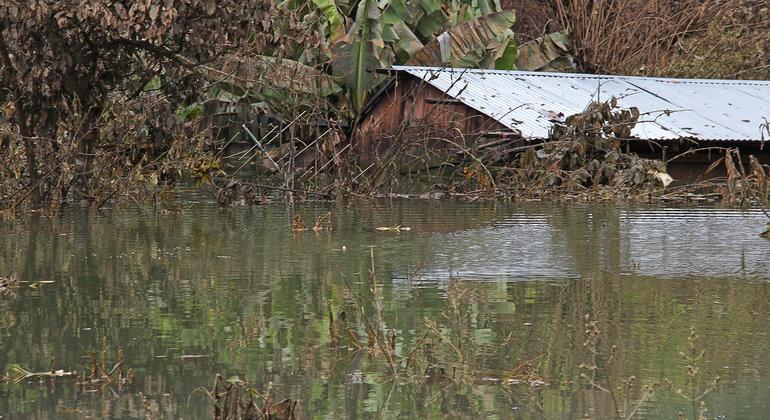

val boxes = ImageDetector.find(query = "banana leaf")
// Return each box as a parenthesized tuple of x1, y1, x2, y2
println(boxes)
(207, 55, 340, 96)
(415, 8, 449, 38)
(494, 38, 518, 69)
(390, 22, 424, 62)
(406, 9, 515, 67)
(382, 24, 399, 43)
(491, 29, 517, 69)
(332, 0, 388, 113)
(516, 30, 576, 72)
(472, 0, 495, 18)
(313, 0, 347, 42)
(446, 0, 500, 24)
(416, 0, 441, 15)
(382, 0, 420, 25)
(200, 55, 341, 112)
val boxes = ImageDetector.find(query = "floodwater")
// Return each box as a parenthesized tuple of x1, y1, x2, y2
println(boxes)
(1, 198, 770, 419)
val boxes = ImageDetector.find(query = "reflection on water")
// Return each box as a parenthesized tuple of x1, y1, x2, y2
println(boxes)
(414, 206, 770, 280)
(1, 199, 769, 419)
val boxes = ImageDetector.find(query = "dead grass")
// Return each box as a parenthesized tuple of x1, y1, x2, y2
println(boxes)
(206, 375, 297, 420)
(550, 0, 720, 75)
(664, 2, 770, 79)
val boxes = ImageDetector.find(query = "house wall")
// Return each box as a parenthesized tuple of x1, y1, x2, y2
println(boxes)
(355, 78, 510, 165)
(632, 140, 770, 182)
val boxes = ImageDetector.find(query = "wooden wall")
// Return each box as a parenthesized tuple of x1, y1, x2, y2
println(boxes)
(355, 77, 511, 165)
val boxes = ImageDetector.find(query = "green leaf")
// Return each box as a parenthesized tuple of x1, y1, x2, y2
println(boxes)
(144, 76, 161, 92)
(415, 8, 449, 38)
(177, 103, 203, 122)
(381, 0, 412, 25)
(490, 29, 517, 69)
(473, 0, 495, 17)
(199, 55, 341, 112)
(382, 24, 399, 42)
(406, 9, 515, 67)
(548, 30, 571, 51)
(391, 21, 424, 62)
(379, 0, 425, 62)
(417, 0, 441, 15)
(494, 39, 518, 69)
(337, 0, 356, 16)
(313, 0, 346, 42)
(226, 375, 244, 385)
(331, 0, 387, 113)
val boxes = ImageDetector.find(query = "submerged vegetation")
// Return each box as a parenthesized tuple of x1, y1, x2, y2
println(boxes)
(202, 247, 731, 420)
(2, 336, 133, 392)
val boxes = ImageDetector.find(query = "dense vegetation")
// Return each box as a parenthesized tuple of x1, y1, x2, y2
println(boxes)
(1, 0, 768, 210)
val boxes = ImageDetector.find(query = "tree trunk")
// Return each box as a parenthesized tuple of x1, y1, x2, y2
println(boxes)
(73, 105, 100, 200)
(17, 108, 41, 207)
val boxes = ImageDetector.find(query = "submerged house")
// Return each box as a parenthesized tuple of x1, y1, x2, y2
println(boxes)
(357, 66, 770, 179)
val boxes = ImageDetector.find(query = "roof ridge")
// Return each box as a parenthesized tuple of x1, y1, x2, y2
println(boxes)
(388, 66, 770, 86)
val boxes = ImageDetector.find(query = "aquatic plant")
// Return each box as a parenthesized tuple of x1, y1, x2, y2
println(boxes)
(663, 327, 720, 420)
(206, 375, 297, 420)
(4, 336, 133, 391)
(581, 314, 660, 419)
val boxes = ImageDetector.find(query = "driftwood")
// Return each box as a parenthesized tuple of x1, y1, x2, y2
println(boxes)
(10, 365, 77, 383)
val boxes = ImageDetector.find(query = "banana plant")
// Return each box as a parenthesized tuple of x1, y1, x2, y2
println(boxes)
(331, 0, 388, 113)
(406, 10, 516, 67)
(206, 0, 569, 122)
(381, 0, 425, 62)
(199, 54, 342, 111)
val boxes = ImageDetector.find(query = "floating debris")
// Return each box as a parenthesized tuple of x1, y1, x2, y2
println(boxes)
(10, 365, 77, 383)
(291, 214, 307, 232)
(23, 280, 55, 289)
(502, 356, 546, 388)
(208, 375, 298, 420)
(313, 211, 333, 232)
(5, 337, 133, 391)
(179, 354, 213, 359)
(650, 170, 674, 187)
(375, 225, 412, 232)
(0, 274, 18, 298)
(76, 337, 134, 390)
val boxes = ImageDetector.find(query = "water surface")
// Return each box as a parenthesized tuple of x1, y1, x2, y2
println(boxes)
(1, 199, 769, 419)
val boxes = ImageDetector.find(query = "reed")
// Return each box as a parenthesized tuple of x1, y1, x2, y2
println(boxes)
(551, 0, 729, 75)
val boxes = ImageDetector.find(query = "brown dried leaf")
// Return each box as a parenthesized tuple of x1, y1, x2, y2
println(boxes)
(703, 156, 724, 176)
(149, 4, 160, 21)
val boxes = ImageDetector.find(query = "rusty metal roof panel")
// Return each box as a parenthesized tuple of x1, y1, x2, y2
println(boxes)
(391, 66, 770, 141)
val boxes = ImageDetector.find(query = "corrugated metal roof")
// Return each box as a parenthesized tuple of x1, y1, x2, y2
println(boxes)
(391, 66, 770, 141)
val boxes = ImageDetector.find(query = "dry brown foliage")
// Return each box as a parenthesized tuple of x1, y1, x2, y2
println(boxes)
(550, 0, 713, 75)
(210, 375, 297, 420)
(665, 2, 770, 79)
(0, 0, 302, 208)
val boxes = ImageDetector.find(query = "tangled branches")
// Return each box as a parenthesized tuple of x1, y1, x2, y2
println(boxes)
(501, 99, 670, 199)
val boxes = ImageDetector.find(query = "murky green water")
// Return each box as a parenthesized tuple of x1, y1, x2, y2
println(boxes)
(1, 198, 770, 419)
